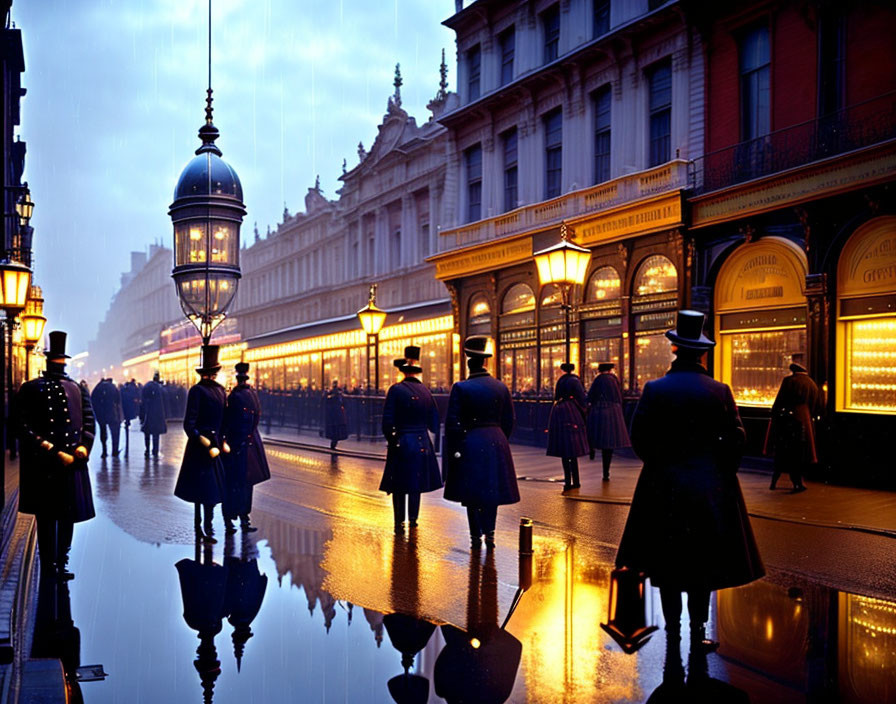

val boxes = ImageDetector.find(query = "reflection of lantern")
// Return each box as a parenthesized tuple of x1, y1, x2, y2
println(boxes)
(600, 567, 658, 654)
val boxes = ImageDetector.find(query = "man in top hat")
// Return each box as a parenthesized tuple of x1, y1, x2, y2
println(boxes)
(15, 330, 96, 581)
(174, 345, 230, 543)
(119, 378, 141, 457)
(378, 347, 442, 533)
(222, 362, 271, 534)
(586, 362, 631, 480)
(140, 371, 167, 458)
(546, 362, 589, 492)
(616, 310, 764, 675)
(443, 336, 519, 550)
(91, 377, 123, 458)
(764, 353, 823, 492)
(323, 380, 349, 451)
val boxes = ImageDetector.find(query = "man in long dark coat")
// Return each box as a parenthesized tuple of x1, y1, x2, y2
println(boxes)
(174, 345, 229, 543)
(140, 372, 167, 458)
(586, 362, 631, 480)
(15, 330, 95, 581)
(764, 355, 823, 492)
(616, 310, 764, 677)
(222, 362, 271, 534)
(546, 362, 589, 492)
(91, 377, 123, 458)
(443, 336, 519, 550)
(119, 378, 141, 457)
(379, 347, 442, 533)
(323, 380, 349, 450)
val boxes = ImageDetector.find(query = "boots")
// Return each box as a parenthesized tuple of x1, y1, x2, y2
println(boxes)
(570, 458, 581, 489)
(484, 532, 496, 550)
(240, 515, 258, 533)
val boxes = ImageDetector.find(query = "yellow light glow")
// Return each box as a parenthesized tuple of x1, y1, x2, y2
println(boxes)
(470, 638, 481, 649)
(189, 228, 203, 241)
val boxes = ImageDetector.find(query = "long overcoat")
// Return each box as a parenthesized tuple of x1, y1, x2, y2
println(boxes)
(546, 372, 590, 458)
(174, 379, 227, 505)
(323, 388, 349, 441)
(139, 380, 168, 435)
(119, 381, 140, 422)
(90, 380, 123, 427)
(176, 557, 228, 637)
(15, 371, 96, 522)
(616, 360, 764, 592)
(586, 372, 631, 449)
(378, 377, 442, 495)
(443, 370, 520, 507)
(223, 556, 268, 637)
(222, 383, 271, 518)
(764, 371, 823, 465)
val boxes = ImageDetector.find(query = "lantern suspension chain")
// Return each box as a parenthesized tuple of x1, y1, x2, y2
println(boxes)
(204, 0, 213, 343)
(206, 0, 213, 126)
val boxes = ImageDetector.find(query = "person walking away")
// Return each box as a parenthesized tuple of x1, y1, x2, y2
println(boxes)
(586, 362, 631, 480)
(91, 378, 123, 458)
(615, 310, 764, 683)
(222, 362, 271, 534)
(119, 378, 141, 457)
(174, 345, 229, 544)
(764, 354, 823, 493)
(443, 336, 519, 550)
(14, 331, 95, 581)
(140, 372, 168, 458)
(546, 362, 589, 492)
(324, 380, 349, 450)
(379, 347, 442, 533)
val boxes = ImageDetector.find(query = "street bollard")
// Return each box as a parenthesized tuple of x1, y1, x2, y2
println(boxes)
(519, 517, 533, 555)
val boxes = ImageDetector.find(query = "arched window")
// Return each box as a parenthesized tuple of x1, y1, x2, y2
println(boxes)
(632, 255, 679, 389)
(467, 292, 492, 337)
(501, 282, 535, 314)
(586, 266, 621, 302)
(634, 255, 677, 296)
(499, 282, 536, 394)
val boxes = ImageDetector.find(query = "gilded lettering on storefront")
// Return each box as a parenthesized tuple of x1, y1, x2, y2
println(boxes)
(716, 238, 808, 313)
(578, 194, 682, 245)
(432, 237, 533, 279)
(839, 217, 896, 298)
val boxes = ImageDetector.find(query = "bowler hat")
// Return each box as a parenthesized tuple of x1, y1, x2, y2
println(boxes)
(598, 362, 615, 372)
(44, 330, 71, 359)
(463, 335, 492, 358)
(560, 362, 575, 373)
(665, 310, 715, 350)
(393, 357, 406, 369)
(399, 362, 423, 375)
(789, 362, 807, 373)
(235, 361, 250, 378)
(403, 346, 421, 362)
(196, 345, 222, 374)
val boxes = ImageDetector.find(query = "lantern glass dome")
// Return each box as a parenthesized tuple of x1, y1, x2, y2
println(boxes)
(0, 260, 31, 315)
(357, 303, 387, 336)
(16, 188, 34, 226)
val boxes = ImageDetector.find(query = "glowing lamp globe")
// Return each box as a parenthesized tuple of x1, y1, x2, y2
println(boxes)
(357, 285, 387, 336)
(533, 223, 591, 289)
(0, 260, 31, 316)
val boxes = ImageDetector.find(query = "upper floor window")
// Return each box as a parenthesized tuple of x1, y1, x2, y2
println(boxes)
(818, 10, 845, 117)
(467, 44, 481, 101)
(465, 144, 483, 223)
(593, 85, 611, 184)
(499, 26, 515, 86)
(542, 5, 560, 64)
(740, 25, 770, 140)
(593, 0, 610, 38)
(647, 59, 672, 167)
(390, 229, 401, 268)
(502, 128, 518, 213)
(544, 108, 563, 199)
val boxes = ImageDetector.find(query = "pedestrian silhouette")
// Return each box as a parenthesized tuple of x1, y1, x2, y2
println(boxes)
(222, 535, 268, 672)
(140, 371, 167, 458)
(546, 362, 589, 492)
(323, 380, 349, 450)
(586, 362, 631, 480)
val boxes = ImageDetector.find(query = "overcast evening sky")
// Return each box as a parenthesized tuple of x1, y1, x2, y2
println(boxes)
(15, 0, 458, 354)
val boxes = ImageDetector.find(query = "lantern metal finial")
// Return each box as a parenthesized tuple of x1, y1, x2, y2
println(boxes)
(560, 220, 570, 241)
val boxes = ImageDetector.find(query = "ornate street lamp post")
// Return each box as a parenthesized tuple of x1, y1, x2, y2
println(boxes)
(533, 222, 591, 367)
(357, 283, 387, 393)
(169, 0, 245, 348)
(21, 285, 46, 380)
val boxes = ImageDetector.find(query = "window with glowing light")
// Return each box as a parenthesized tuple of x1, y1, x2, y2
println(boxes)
(631, 256, 677, 390)
(633, 255, 677, 296)
(586, 266, 621, 302)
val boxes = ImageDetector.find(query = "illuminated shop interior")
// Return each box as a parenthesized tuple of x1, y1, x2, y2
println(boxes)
(631, 254, 677, 391)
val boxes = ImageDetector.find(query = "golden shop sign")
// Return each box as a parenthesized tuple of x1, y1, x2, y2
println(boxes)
(576, 193, 682, 246)
(432, 237, 533, 280)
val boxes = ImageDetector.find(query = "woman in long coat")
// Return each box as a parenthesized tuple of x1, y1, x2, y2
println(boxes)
(546, 362, 589, 492)
(616, 311, 764, 656)
(443, 336, 519, 550)
(379, 356, 442, 532)
(586, 362, 631, 480)
(174, 346, 229, 543)
(323, 381, 349, 450)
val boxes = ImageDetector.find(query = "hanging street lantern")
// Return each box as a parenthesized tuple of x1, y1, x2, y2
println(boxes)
(21, 285, 46, 380)
(0, 259, 31, 316)
(16, 184, 33, 228)
(532, 221, 591, 366)
(169, 5, 245, 346)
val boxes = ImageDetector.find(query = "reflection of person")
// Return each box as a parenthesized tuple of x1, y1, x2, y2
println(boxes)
(546, 362, 589, 492)
(223, 538, 268, 672)
(434, 551, 522, 704)
(174, 345, 229, 544)
(140, 372, 168, 458)
(15, 331, 95, 581)
(380, 347, 442, 533)
(31, 570, 85, 702)
(91, 378, 123, 458)
(222, 362, 271, 534)
(586, 362, 631, 480)
(764, 354, 822, 493)
(443, 336, 519, 550)
(616, 311, 764, 664)
(176, 545, 228, 704)
(324, 380, 349, 450)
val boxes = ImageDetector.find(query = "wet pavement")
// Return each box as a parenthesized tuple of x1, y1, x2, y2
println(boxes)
(33, 426, 896, 702)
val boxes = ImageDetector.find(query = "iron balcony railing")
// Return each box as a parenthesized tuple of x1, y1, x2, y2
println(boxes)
(688, 91, 896, 195)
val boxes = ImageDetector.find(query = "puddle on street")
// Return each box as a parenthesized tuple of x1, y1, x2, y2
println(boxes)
(34, 447, 896, 703)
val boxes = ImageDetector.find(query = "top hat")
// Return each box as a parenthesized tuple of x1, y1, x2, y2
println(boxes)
(598, 362, 615, 372)
(44, 330, 70, 359)
(403, 346, 421, 362)
(463, 335, 492, 358)
(196, 345, 222, 374)
(560, 362, 575, 373)
(789, 353, 807, 373)
(665, 310, 715, 350)
(399, 362, 423, 375)
(152, 371, 160, 381)
(235, 361, 250, 377)
(393, 357, 407, 369)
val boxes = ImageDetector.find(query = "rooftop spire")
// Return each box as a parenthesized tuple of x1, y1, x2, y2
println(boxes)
(438, 48, 448, 99)
(392, 63, 403, 107)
